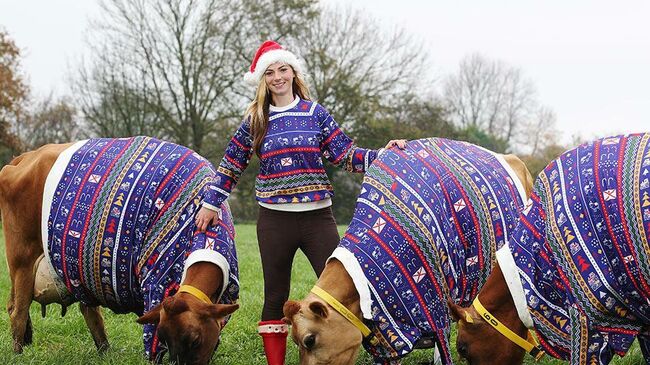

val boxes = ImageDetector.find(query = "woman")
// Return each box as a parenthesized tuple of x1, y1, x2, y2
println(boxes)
(195, 40, 406, 365)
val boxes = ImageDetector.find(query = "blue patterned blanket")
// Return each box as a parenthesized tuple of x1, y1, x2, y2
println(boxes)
(41, 137, 239, 358)
(331, 138, 527, 364)
(499, 133, 650, 364)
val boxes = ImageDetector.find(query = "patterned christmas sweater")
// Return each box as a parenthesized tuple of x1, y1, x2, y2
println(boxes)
(213, 97, 378, 206)
(41, 137, 239, 360)
(331, 138, 528, 364)
(498, 133, 650, 364)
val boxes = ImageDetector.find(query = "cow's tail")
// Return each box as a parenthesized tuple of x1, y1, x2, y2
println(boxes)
(502, 154, 535, 199)
(0, 150, 37, 215)
(0, 153, 23, 216)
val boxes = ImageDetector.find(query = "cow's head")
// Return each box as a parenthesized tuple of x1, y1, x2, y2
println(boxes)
(138, 295, 239, 365)
(283, 298, 363, 365)
(448, 300, 526, 365)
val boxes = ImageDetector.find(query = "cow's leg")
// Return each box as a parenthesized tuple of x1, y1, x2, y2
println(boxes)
(5, 224, 40, 352)
(79, 303, 109, 353)
(6, 285, 14, 316)
(4, 285, 32, 345)
(8, 265, 37, 353)
(638, 332, 650, 363)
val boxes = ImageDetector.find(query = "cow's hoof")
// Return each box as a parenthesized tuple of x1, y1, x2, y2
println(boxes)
(12, 340, 23, 354)
(97, 341, 110, 355)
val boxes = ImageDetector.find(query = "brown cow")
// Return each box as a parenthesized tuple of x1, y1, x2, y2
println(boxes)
(283, 138, 534, 365)
(0, 137, 239, 364)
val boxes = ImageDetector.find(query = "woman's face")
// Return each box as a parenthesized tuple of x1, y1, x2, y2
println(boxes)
(264, 62, 294, 98)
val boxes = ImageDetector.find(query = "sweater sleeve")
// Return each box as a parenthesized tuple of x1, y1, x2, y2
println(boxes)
(207, 120, 254, 208)
(318, 104, 377, 173)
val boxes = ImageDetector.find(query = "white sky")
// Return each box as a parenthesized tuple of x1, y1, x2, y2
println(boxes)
(325, 0, 650, 143)
(1, 0, 648, 143)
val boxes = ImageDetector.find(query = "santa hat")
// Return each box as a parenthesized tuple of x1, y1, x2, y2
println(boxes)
(244, 40, 304, 86)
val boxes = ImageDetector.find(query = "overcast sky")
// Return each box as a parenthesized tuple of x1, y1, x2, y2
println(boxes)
(1, 0, 648, 143)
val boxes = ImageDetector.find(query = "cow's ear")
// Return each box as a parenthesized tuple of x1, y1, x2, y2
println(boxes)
(282, 300, 301, 323)
(447, 299, 474, 324)
(207, 303, 239, 319)
(163, 296, 189, 314)
(308, 301, 328, 319)
(137, 304, 162, 324)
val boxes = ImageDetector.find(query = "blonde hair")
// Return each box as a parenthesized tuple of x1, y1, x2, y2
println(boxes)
(246, 66, 311, 157)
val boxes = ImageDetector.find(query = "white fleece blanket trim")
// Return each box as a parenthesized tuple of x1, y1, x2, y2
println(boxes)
(41, 140, 88, 286)
(183, 249, 230, 300)
(328, 247, 373, 319)
(496, 244, 534, 328)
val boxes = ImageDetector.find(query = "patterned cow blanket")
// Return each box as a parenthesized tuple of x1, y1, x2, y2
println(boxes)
(331, 137, 528, 364)
(41, 137, 239, 359)
(498, 133, 650, 364)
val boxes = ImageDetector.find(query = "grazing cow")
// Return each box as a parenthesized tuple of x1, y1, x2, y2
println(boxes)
(449, 133, 650, 364)
(0, 136, 239, 364)
(283, 137, 534, 365)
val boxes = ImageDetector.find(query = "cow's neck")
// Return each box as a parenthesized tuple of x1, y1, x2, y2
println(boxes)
(181, 262, 223, 303)
(314, 259, 362, 317)
(476, 263, 526, 336)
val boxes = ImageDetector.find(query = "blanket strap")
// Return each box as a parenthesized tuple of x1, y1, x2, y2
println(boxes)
(179, 285, 212, 304)
(473, 297, 545, 361)
(311, 286, 378, 346)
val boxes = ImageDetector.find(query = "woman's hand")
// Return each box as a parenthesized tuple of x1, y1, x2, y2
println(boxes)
(195, 206, 219, 232)
(384, 139, 408, 149)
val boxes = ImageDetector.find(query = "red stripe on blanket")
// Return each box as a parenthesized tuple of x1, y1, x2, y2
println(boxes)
(151, 160, 205, 227)
(154, 150, 192, 198)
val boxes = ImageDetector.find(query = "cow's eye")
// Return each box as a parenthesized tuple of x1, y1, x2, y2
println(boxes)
(191, 336, 201, 349)
(303, 334, 316, 350)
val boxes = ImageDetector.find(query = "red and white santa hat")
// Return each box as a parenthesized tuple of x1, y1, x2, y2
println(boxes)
(244, 40, 304, 86)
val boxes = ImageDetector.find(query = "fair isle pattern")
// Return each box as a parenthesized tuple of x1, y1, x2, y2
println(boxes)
(45, 137, 239, 359)
(213, 98, 377, 206)
(508, 133, 650, 364)
(336, 138, 526, 364)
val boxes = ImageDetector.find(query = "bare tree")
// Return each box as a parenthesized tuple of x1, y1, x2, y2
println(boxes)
(443, 53, 537, 145)
(522, 105, 557, 156)
(75, 0, 239, 155)
(75, 0, 318, 158)
(75, 53, 164, 138)
(0, 29, 28, 164)
(292, 5, 430, 132)
(18, 95, 81, 149)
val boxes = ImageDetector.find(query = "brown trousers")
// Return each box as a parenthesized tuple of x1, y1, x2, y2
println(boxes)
(256, 206, 340, 320)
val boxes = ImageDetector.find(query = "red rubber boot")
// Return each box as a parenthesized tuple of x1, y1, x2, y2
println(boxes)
(258, 320, 288, 365)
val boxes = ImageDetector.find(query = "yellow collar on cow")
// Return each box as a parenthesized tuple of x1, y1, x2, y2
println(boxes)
(310, 286, 378, 346)
(179, 285, 212, 304)
(472, 297, 545, 361)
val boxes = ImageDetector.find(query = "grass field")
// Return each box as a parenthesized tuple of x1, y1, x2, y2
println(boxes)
(0, 225, 643, 364)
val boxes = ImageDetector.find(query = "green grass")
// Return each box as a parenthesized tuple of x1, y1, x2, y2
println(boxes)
(0, 225, 643, 364)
